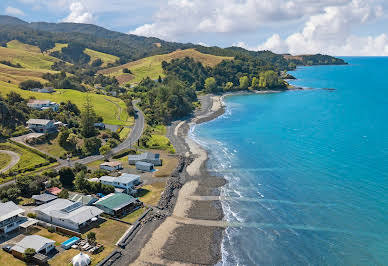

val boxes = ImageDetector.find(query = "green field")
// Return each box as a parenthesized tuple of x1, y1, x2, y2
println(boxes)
(85, 48, 119, 67)
(0, 81, 132, 126)
(99, 48, 233, 85)
(119, 127, 131, 141)
(0, 153, 11, 171)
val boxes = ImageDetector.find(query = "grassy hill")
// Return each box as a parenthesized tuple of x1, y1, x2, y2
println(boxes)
(84, 48, 119, 66)
(0, 81, 132, 126)
(99, 48, 233, 85)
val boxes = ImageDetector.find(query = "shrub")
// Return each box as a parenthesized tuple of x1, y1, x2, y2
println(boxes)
(27, 213, 36, 218)
(23, 248, 36, 262)
(48, 226, 55, 233)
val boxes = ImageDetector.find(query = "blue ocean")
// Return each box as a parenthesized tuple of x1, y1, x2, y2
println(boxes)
(190, 57, 388, 265)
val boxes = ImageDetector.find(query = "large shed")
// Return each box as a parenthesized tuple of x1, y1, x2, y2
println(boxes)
(94, 193, 140, 217)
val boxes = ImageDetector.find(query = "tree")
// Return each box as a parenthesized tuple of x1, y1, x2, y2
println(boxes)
(19, 80, 43, 90)
(83, 137, 102, 155)
(259, 70, 285, 89)
(58, 129, 70, 148)
(58, 189, 69, 199)
(204, 77, 217, 93)
(87, 232, 96, 244)
(251, 77, 259, 89)
(23, 248, 36, 262)
(91, 58, 103, 67)
(7, 92, 24, 105)
(122, 68, 131, 74)
(80, 95, 97, 138)
(74, 171, 89, 192)
(6, 186, 20, 201)
(59, 167, 75, 188)
(158, 75, 162, 83)
(239, 76, 249, 90)
(223, 82, 234, 92)
(99, 145, 112, 158)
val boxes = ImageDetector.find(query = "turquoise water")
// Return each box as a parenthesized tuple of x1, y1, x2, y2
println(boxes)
(191, 57, 388, 265)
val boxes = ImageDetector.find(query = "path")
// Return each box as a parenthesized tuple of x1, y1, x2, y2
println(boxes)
(0, 150, 20, 174)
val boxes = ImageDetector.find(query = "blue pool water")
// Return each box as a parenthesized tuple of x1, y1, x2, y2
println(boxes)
(191, 57, 388, 265)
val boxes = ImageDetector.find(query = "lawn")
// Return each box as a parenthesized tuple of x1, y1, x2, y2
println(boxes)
(31, 226, 69, 246)
(86, 159, 105, 170)
(0, 250, 26, 266)
(99, 48, 233, 85)
(0, 142, 48, 172)
(85, 48, 119, 67)
(154, 154, 179, 178)
(0, 81, 133, 126)
(0, 153, 11, 171)
(34, 133, 67, 158)
(121, 207, 146, 224)
(138, 181, 166, 206)
(119, 127, 131, 141)
(146, 135, 175, 153)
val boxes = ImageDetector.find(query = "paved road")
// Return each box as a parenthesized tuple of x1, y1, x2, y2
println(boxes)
(60, 99, 145, 168)
(0, 150, 20, 174)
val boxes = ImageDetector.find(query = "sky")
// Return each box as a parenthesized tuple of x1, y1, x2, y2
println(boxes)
(1, 0, 388, 56)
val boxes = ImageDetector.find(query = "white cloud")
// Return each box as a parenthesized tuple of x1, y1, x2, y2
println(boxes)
(62, 2, 94, 24)
(256, 0, 388, 56)
(5, 6, 25, 16)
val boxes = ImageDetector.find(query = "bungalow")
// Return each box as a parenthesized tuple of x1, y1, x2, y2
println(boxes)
(27, 99, 59, 111)
(27, 119, 56, 133)
(0, 201, 25, 235)
(100, 161, 123, 171)
(94, 193, 141, 217)
(128, 152, 162, 166)
(33, 199, 103, 232)
(46, 187, 63, 196)
(99, 173, 141, 194)
(136, 161, 154, 172)
(11, 235, 55, 258)
(32, 194, 58, 205)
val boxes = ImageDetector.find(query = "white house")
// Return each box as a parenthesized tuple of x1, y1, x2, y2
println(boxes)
(99, 173, 141, 194)
(27, 99, 59, 111)
(11, 235, 55, 255)
(100, 161, 123, 171)
(0, 201, 25, 235)
(128, 152, 162, 166)
(31, 87, 55, 93)
(33, 199, 103, 232)
(27, 119, 56, 133)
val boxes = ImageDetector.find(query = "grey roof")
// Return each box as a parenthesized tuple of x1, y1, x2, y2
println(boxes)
(32, 194, 57, 203)
(12, 235, 55, 253)
(34, 199, 103, 225)
(68, 193, 98, 206)
(27, 119, 52, 125)
(100, 173, 140, 185)
(28, 100, 51, 105)
(128, 152, 160, 161)
(136, 161, 153, 167)
(0, 201, 24, 221)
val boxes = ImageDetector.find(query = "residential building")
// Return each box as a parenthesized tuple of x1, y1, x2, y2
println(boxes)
(100, 161, 123, 171)
(99, 173, 141, 194)
(128, 152, 162, 166)
(68, 193, 98, 206)
(31, 87, 55, 93)
(32, 194, 58, 205)
(0, 201, 25, 235)
(27, 119, 56, 133)
(11, 235, 55, 257)
(27, 99, 59, 111)
(94, 193, 141, 217)
(33, 199, 103, 232)
(94, 123, 105, 130)
(136, 161, 154, 172)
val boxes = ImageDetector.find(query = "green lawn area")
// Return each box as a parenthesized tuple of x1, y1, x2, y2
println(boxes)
(85, 48, 119, 67)
(0, 81, 133, 126)
(0, 153, 11, 171)
(154, 153, 179, 178)
(86, 159, 105, 170)
(0, 142, 48, 172)
(121, 207, 146, 224)
(138, 181, 166, 206)
(34, 133, 67, 158)
(0, 250, 26, 266)
(119, 127, 131, 141)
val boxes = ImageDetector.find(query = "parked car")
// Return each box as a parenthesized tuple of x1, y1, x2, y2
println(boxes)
(2, 244, 13, 253)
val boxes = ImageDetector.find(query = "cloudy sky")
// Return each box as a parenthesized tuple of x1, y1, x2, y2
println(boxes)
(1, 0, 388, 56)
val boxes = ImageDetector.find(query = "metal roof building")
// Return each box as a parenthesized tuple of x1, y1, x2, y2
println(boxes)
(94, 193, 139, 217)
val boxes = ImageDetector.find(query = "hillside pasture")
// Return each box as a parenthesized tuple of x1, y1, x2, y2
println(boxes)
(85, 48, 119, 67)
(0, 63, 51, 84)
(99, 48, 233, 85)
(0, 81, 133, 126)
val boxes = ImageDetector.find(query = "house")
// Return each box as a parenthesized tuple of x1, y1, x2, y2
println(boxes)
(128, 152, 162, 166)
(27, 99, 59, 111)
(68, 193, 98, 206)
(31, 87, 55, 93)
(136, 161, 154, 172)
(94, 123, 105, 130)
(27, 119, 56, 133)
(46, 187, 63, 196)
(0, 201, 25, 235)
(94, 193, 141, 217)
(99, 173, 141, 194)
(100, 161, 123, 171)
(32, 194, 58, 205)
(33, 199, 103, 232)
(11, 235, 55, 258)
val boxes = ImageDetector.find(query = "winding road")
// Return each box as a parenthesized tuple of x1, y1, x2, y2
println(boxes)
(60, 99, 145, 168)
(0, 150, 20, 174)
